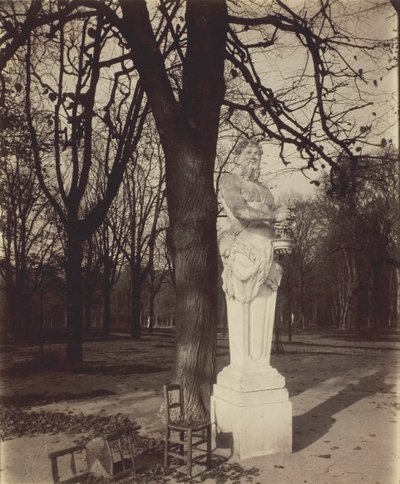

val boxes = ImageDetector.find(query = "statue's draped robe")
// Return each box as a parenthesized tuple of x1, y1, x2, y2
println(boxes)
(219, 174, 282, 303)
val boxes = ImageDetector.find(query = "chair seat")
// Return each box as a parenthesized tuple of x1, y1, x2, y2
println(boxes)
(167, 420, 210, 432)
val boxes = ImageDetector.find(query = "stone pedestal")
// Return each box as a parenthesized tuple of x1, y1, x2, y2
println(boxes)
(211, 284, 292, 459)
(211, 385, 292, 460)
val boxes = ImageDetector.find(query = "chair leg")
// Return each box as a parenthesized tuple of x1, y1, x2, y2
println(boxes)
(206, 425, 212, 469)
(187, 428, 192, 478)
(128, 436, 136, 476)
(179, 431, 184, 457)
(164, 428, 170, 469)
(50, 457, 60, 484)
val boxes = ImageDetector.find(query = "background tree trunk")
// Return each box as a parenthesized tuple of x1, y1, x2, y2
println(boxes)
(102, 281, 111, 337)
(84, 292, 93, 334)
(130, 273, 141, 339)
(148, 291, 155, 334)
(102, 256, 112, 336)
(65, 232, 84, 363)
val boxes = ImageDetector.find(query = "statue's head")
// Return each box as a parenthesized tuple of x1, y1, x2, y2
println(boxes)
(234, 139, 263, 182)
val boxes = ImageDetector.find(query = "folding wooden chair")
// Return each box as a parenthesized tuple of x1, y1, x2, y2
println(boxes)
(48, 444, 89, 484)
(49, 425, 141, 483)
(164, 384, 211, 478)
(103, 428, 138, 480)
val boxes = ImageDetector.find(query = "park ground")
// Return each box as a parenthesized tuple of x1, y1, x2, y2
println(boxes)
(0, 329, 399, 484)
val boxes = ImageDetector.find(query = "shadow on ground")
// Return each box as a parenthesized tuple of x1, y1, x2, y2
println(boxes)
(292, 369, 395, 452)
(273, 352, 353, 398)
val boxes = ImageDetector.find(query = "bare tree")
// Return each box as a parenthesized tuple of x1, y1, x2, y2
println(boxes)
(22, 12, 148, 363)
(0, 89, 58, 337)
(112, 120, 166, 339)
(279, 197, 322, 329)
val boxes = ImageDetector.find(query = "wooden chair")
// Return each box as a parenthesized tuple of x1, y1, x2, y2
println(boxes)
(48, 444, 89, 484)
(102, 428, 138, 480)
(164, 384, 211, 478)
(49, 426, 141, 484)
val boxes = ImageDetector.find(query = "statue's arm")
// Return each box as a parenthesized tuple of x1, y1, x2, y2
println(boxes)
(220, 174, 276, 223)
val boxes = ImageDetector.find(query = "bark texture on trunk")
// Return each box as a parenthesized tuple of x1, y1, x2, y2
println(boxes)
(172, 234, 218, 418)
(167, 147, 219, 419)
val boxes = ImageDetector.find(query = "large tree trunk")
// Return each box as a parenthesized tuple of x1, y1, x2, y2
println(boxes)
(119, 0, 226, 419)
(167, 148, 219, 420)
(65, 231, 84, 363)
(172, 236, 218, 419)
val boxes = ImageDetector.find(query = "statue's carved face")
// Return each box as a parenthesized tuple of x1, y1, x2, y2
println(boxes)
(238, 145, 261, 181)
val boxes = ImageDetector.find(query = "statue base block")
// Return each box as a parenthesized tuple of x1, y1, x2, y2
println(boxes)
(211, 383, 292, 460)
(216, 364, 286, 392)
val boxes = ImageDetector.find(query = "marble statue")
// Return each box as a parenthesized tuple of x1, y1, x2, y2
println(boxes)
(218, 139, 289, 368)
(211, 138, 293, 459)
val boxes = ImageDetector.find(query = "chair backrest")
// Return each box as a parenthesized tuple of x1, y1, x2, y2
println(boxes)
(164, 384, 184, 424)
(48, 444, 88, 484)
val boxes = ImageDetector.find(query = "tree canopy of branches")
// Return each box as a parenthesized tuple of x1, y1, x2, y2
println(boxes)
(109, 118, 167, 339)
(0, 0, 395, 417)
(0, 81, 60, 337)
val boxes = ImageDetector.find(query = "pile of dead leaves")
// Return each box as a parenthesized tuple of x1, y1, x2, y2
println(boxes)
(115, 460, 260, 484)
(81, 461, 261, 484)
(199, 462, 260, 483)
(0, 405, 138, 441)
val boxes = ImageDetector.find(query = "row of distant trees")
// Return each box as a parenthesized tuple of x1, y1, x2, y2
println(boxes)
(0, 104, 171, 340)
(2, 132, 398, 342)
(277, 148, 399, 335)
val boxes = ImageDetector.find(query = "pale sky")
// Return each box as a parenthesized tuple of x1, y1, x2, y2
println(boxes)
(246, 0, 398, 198)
